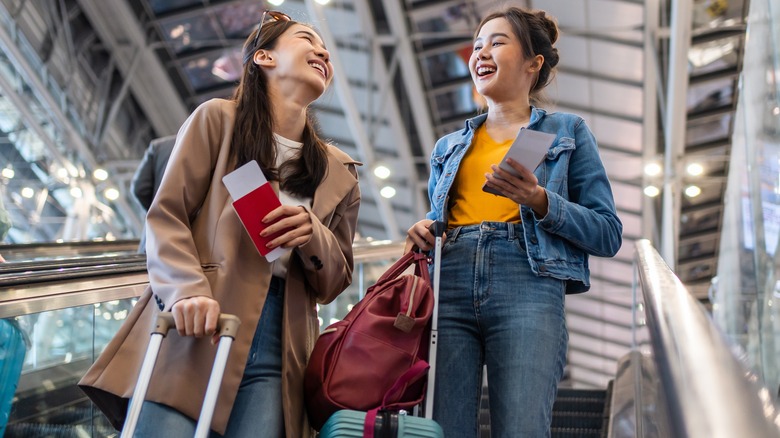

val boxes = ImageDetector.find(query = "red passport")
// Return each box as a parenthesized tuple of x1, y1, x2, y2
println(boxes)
(223, 161, 291, 262)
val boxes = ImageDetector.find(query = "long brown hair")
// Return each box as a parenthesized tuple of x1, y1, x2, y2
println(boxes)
(475, 7, 560, 100)
(231, 19, 328, 198)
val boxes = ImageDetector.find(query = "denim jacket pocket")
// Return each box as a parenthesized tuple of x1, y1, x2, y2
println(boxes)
(540, 137, 576, 192)
(547, 137, 576, 160)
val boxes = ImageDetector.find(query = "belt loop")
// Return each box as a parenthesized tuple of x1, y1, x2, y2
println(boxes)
(507, 222, 515, 241)
(447, 226, 462, 243)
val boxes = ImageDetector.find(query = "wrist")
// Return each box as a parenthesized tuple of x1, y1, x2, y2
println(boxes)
(529, 186, 548, 215)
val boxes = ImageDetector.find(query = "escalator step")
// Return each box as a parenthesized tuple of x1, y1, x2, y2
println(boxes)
(555, 388, 606, 400)
(5, 423, 116, 438)
(551, 426, 602, 437)
(552, 411, 603, 429)
(553, 398, 607, 412)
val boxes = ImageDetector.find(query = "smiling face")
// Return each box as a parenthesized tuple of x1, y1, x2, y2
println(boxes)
(469, 17, 541, 102)
(255, 23, 333, 102)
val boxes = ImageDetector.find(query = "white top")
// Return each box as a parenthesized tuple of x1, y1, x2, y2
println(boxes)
(271, 133, 313, 278)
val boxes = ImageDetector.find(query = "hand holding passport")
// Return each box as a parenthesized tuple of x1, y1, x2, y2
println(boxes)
(482, 128, 557, 198)
(222, 160, 292, 262)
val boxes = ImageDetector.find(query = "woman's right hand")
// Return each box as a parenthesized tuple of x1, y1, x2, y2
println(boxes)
(404, 219, 446, 253)
(170, 296, 221, 342)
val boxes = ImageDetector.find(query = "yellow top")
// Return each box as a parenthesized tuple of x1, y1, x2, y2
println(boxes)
(448, 125, 521, 226)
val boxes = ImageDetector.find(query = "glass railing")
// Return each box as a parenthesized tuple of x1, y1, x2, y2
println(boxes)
(711, 0, 780, 398)
(0, 240, 404, 436)
(609, 240, 780, 438)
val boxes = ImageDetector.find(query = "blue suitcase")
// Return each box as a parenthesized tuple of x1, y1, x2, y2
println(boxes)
(319, 409, 444, 437)
(0, 319, 27, 436)
(317, 222, 447, 438)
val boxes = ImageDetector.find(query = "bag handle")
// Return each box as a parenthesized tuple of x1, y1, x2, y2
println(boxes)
(374, 250, 430, 286)
(363, 360, 430, 437)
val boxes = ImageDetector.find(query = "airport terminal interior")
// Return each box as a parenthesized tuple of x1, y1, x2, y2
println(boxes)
(0, 0, 779, 436)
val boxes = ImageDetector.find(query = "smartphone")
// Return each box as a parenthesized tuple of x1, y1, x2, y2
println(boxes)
(482, 128, 557, 197)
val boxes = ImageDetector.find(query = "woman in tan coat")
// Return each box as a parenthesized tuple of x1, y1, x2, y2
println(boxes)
(79, 11, 360, 438)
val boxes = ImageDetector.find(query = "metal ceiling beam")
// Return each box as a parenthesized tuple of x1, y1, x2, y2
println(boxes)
(0, 65, 70, 172)
(643, 0, 660, 242)
(76, 0, 189, 136)
(351, 0, 427, 219)
(304, 0, 400, 240)
(660, 0, 693, 269)
(380, 0, 439, 159)
(0, 9, 96, 172)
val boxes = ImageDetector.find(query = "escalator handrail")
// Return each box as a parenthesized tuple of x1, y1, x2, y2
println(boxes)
(0, 254, 147, 275)
(634, 239, 779, 438)
(0, 240, 141, 260)
(0, 240, 407, 319)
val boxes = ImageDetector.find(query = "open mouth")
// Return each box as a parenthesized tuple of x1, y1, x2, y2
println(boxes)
(476, 65, 496, 77)
(308, 61, 327, 79)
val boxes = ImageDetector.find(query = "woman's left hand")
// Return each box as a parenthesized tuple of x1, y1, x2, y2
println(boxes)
(260, 205, 313, 249)
(485, 158, 549, 216)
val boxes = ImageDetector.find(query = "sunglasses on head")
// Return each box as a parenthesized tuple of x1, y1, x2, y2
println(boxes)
(244, 10, 292, 64)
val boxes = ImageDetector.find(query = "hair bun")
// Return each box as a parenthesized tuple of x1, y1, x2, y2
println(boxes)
(536, 10, 559, 45)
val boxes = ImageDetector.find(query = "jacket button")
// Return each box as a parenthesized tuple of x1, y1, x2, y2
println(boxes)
(530, 237, 538, 244)
(539, 265, 547, 272)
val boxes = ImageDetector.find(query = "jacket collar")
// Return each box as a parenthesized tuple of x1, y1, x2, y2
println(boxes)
(310, 148, 360, 222)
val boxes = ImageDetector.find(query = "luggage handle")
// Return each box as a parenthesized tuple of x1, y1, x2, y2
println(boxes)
(153, 312, 241, 339)
(121, 312, 241, 438)
(424, 221, 446, 420)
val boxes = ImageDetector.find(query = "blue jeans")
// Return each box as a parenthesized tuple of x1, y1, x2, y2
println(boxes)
(432, 222, 568, 438)
(133, 277, 285, 437)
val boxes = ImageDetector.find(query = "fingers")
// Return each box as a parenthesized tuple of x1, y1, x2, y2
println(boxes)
(486, 161, 539, 203)
(261, 206, 312, 249)
(405, 219, 436, 251)
(170, 297, 221, 338)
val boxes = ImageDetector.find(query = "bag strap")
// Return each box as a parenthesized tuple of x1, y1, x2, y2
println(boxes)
(363, 360, 430, 437)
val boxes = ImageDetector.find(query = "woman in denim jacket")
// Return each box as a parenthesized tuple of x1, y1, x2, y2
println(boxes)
(405, 7, 622, 437)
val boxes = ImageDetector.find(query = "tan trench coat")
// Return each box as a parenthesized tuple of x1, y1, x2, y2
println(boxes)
(79, 98, 361, 437)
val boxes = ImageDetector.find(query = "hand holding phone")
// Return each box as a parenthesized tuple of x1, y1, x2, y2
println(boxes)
(482, 128, 556, 197)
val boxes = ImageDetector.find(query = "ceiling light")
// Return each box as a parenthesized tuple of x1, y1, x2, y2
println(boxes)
(373, 165, 391, 180)
(643, 185, 660, 197)
(644, 162, 662, 177)
(104, 188, 120, 201)
(267, 0, 285, 5)
(56, 168, 69, 179)
(169, 24, 185, 39)
(1, 167, 14, 179)
(314, 0, 330, 4)
(380, 186, 396, 198)
(93, 168, 109, 181)
(684, 185, 702, 198)
(70, 187, 83, 198)
(21, 187, 34, 198)
(686, 163, 704, 176)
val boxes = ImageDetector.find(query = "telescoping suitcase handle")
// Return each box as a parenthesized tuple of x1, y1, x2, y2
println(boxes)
(121, 312, 241, 438)
(423, 221, 446, 420)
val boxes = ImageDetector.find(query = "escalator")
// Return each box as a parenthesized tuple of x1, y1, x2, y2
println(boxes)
(0, 240, 409, 436)
(1, 242, 144, 437)
(2, 240, 776, 437)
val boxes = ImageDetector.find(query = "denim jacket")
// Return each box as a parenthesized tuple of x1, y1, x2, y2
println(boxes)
(426, 108, 623, 293)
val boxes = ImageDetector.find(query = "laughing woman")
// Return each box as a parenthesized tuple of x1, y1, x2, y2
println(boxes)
(80, 12, 361, 438)
(405, 6, 622, 438)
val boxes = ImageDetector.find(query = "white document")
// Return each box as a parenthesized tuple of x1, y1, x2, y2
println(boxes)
(483, 128, 557, 197)
(222, 160, 267, 200)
